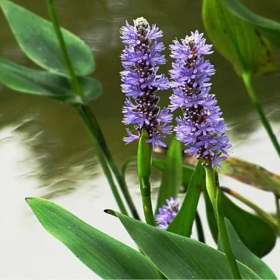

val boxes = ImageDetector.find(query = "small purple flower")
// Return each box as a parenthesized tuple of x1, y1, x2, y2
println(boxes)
(169, 31, 231, 168)
(120, 17, 172, 149)
(156, 197, 180, 229)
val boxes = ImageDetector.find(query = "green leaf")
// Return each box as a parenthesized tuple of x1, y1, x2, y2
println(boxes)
(218, 219, 277, 279)
(152, 158, 193, 189)
(0, 0, 95, 76)
(109, 210, 261, 279)
(204, 191, 277, 257)
(167, 161, 204, 237)
(202, 0, 276, 75)
(155, 139, 182, 212)
(0, 57, 101, 104)
(26, 197, 160, 279)
(221, 0, 280, 48)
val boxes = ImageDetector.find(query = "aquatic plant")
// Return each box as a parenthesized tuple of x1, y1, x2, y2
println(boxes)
(120, 17, 172, 149)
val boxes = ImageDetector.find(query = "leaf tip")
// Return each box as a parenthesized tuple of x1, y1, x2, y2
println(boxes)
(104, 209, 117, 217)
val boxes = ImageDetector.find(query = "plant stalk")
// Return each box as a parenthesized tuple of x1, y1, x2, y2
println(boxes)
(76, 105, 128, 215)
(80, 105, 140, 220)
(205, 167, 241, 279)
(46, 0, 83, 98)
(138, 132, 155, 226)
(242, 72, 280, 225)
(46, 0, 128, 215)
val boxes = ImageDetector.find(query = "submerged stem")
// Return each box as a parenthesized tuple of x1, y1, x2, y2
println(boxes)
(205, 167, 241, 279)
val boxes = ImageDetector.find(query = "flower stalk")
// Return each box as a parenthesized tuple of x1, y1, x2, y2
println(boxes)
(168, 30, 239, 277)
(205, 167, 241, 279)
(138, 131, 155, 226)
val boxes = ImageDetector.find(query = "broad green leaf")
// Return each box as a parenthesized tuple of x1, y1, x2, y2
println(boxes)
(222, 0, 280, 48)
(26, 197, 160, 279)
(109, 210, 261, 279)
(152, 158, 193, 189)
(0, 57, 101, 104)
(0, 0, 95, 76)
(218, 219, 277, 279)
(202, 0, 276, 75)
(181, 155, 280, 196)
(155, 139, 182, 212)
(167, 161, 204, 237)
(204, 191, 277, 257)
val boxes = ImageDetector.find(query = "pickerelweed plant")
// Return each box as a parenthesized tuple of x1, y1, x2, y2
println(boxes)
(120, 18, 173, 225)
(168, 31, 240, 278)
(1, 0, 279, 278)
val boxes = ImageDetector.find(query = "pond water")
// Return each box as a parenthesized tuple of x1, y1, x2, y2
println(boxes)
(1, 0, 280, 278)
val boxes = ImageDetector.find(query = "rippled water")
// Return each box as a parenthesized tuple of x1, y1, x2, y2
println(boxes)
(1, 0, 280, 278)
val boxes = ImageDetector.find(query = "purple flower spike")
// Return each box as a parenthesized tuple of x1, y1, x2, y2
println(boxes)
(156, 197, 180, 229)
(169, 31, 231, 168)
(120, 17, 172, 149)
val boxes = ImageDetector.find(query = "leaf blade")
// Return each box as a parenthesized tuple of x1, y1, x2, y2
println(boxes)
(0, 57, 101, 104)
(0, 0, 95, 76)
(111, 210, 261, 279)
(26, 197, 160, 279)
(167, 161, 204, 237)
(202, 0, 276, 75)
(219, 219, 277, 279)
(155, 139, 182, 212)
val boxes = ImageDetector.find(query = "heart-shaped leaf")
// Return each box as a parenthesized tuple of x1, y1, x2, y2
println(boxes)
(109, 210, 261, 279)
(26, 197, 160, 279)
(0, 0, 95, 76)
(202, 0, 276, 75)
(221, 0, 280, 48)
(0, 57, 101, 104)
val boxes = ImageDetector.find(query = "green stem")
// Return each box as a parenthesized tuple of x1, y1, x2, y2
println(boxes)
(195, 212, 205, 243)
(46, 0, 83, 98)
(205, 167, 241, 279)
(242, 72, 280, 156)
(138, 132, 155, 226)
(80, 105, 140, 220)
(275, 195, 280, 232)
(242, 72, 280, 224)
(76, 105, 128, 215)
(46, 0, 131, 216)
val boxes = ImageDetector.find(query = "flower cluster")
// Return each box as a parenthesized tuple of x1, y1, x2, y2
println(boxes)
(120, 17, 172, 149)
(156, 197, 179, 229)
(169, 31, 231, 167)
